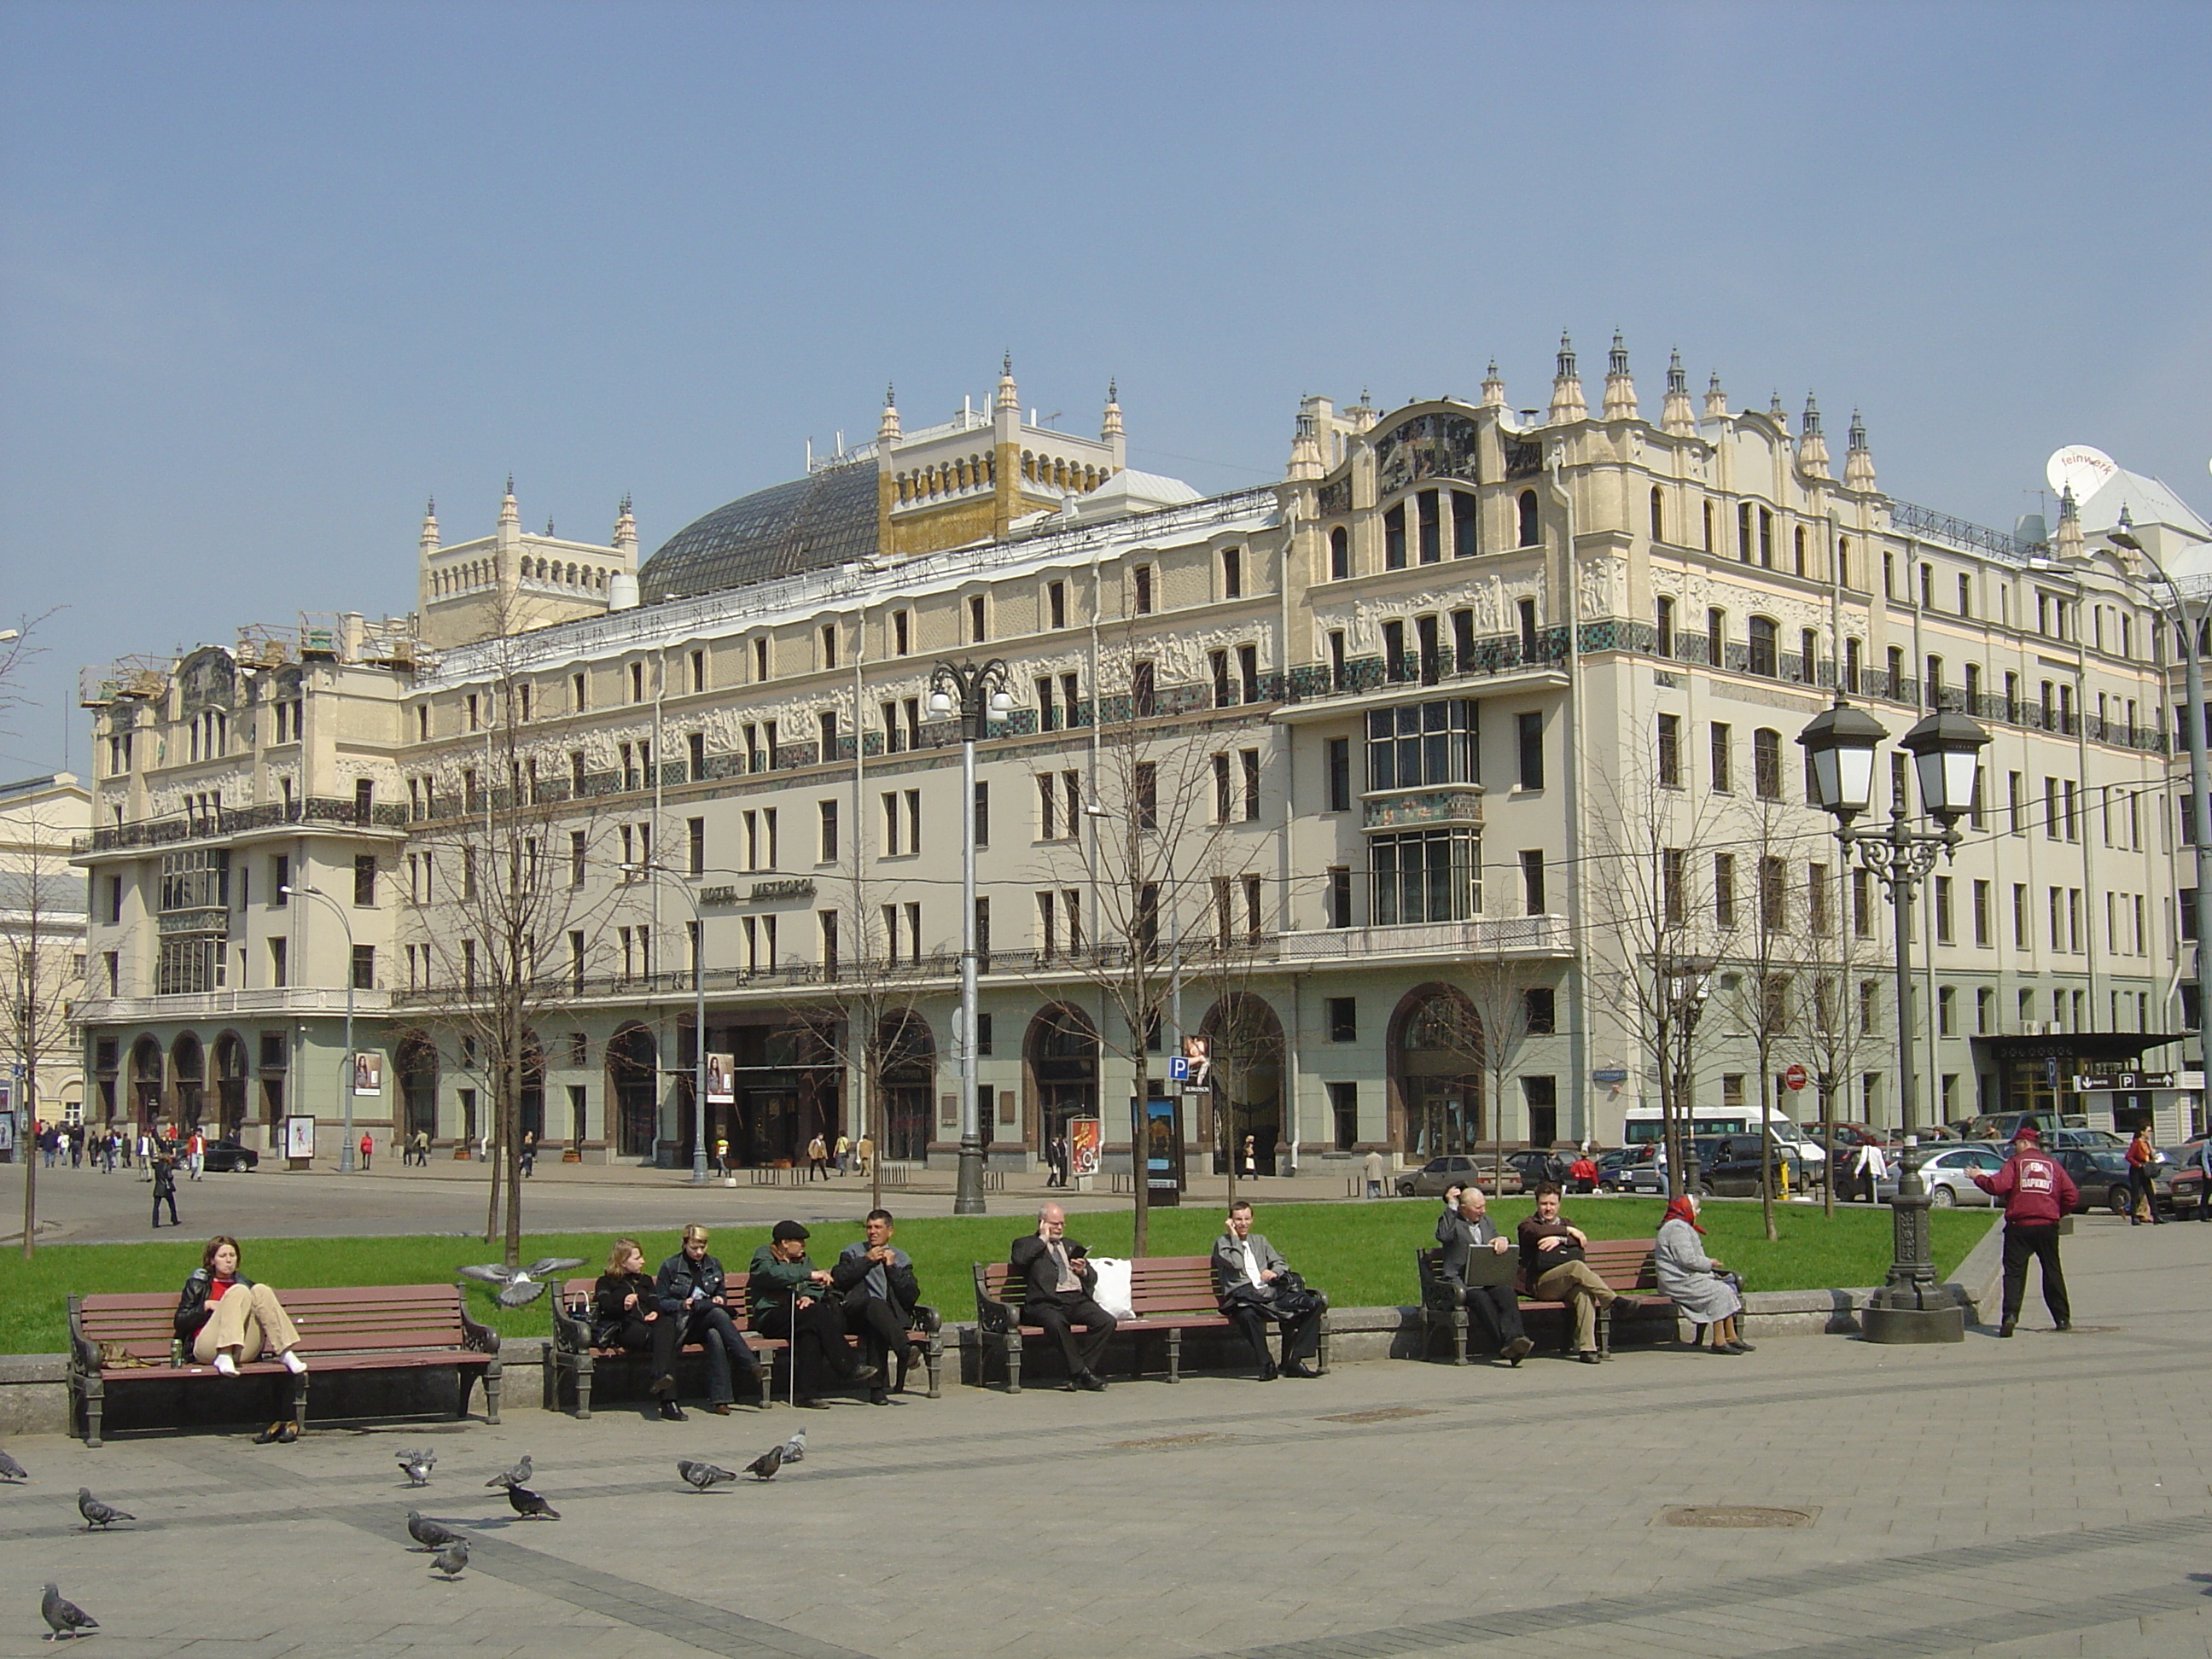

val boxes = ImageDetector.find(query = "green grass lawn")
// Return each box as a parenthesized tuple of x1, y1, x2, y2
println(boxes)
(0, 1198, 1994, 1357)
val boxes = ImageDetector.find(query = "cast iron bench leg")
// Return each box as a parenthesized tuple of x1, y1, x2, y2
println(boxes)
(1318, 1312, 1332, 1375)
(291, 1371, 309, 1429)
(82, 1376, 103, 1449)
(1167, 1327, 1181, 1382)
(484, 1359, 503, 1424)
(575, 1350, 594, 1419)
(923, 1333, 943, 1399)
(1004, 1330, 1022, 1394)
(1451, 1308, 1468, 1366)
(1598, 1306, 1612, 1360)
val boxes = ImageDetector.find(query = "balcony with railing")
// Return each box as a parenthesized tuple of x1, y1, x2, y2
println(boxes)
(75, 986, 391, 1023)
(76, 797, 410, 856)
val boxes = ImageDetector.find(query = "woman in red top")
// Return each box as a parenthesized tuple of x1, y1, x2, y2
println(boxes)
(2125, 1126, 2163, 1225)
(174, 1236, 307, 1379)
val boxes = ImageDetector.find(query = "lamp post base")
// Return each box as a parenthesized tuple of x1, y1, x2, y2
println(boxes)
(953, 1137, 987, 1217)
(1860, 1301, 1965, 1344)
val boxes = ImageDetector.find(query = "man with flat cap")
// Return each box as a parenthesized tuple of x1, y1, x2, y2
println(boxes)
(748, 1220, 877, 1407)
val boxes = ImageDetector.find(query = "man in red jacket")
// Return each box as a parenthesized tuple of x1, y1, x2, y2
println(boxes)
(1971, 1124, 2078, 1338)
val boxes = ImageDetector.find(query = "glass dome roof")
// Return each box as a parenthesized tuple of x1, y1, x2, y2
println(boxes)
(638, 461, 879, 602)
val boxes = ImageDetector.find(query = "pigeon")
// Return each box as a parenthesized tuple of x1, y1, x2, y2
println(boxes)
(77, 1488, 132, 1530)
(744, 1444, 784, 1482)
(396, 1451, 435, 1487)
(41, 1582, 97, 1641)
(456, 1257, 586, 1308)
(779, 1430, 806, 1465)
(505, 1484, 560, 1520)
(0, 1447, 26, 1481)
(406, 1510, 464, 1551)
(485, 1453, 533, 1489)
(429, 1538, 469, 1579)
(677, 1459, 736, 1493)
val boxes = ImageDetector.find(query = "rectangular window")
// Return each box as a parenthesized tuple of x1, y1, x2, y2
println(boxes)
(1134, 762, 1157, 830)
(1213, 754, 1231, 824)
(1656, 597, 1675, 657)
(351, 944, 375, 992)
(688, 817, 706, 876)
(1934, 875, 1953, 943)
(1330, 1081, 1359, 1152)
(1133, 564, 1153, 614)
(1714, 853, 1736, 928)
(1211, 649, 1232, 708)
(818, 800, 838, 864)
(1133, 660, 1155, 717)
(968, 595, 986, 643)
(1241, 748, 1261, 821)
(1525, 987, 1557, 1033)
(1328, 997, 1357, 1042)
(1327, 864, 1353, 928)
(1663, 848, 1685, 925)
(975, 781, 990, 848)
(905, 789, 921, 857)
(1039, 771, 1060, 841)
(1977, 987, 1994, 1034)
(2014, 883, 2030, 948)
(1520, 850, 1545, 914)
(1048, 580, 1067, 629)
(1808, 863, 1831, 934)
(893, 610, 910, 655)
(1384, 504, 1406, 569)
(882, 793, 901, 857)
(1452, 491, 1477, 557)
(1326, 736, 1351, 812)
(1239, 643, 1260, 703)
(1973, 879, 1991, 946)
(270, 937, 288, 987)
(1709, 723, 1732, 793)
(1656, 713, 1681, 788)
(1416, 492, 1441, 563)
(1221, 546, 1243, 597)
(820, 911, 839, 976)
(1516, 711, 1544, 789)
(352, 853, 376, 907)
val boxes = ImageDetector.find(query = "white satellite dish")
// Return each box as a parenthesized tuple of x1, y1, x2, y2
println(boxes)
(2046, 445, 2118, 504)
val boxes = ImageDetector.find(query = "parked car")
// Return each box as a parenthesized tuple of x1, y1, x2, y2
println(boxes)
(201, 1138, 259, 1173)
(2167, 1142, 2207, 1215)
(1599, 1144, 1668, 1194)
(1961, 1111, 2090, 1144)
(1500, 1150, 1570, 1193)
(1871, 1143, 2005, 1208)
(2047, 1127, 2127, 1152)
(2052, 1147, 2138, 1215)
(1691, 1135, 1801, 1197)
(1394, 1155, 1482, 1198)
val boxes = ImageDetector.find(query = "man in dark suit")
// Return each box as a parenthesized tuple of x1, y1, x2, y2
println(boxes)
(1435, 1186, 1534, 1365)
(1010, 1203, 1114, 1391)
(1210, 1200, 1324, 1380)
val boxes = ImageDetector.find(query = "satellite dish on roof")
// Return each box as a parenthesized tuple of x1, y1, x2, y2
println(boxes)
(2046, 445, 2118, 504)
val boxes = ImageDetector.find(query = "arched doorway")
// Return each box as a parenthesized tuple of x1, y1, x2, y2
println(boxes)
(520, 1033, 545, 1144)
(1025, 1004, 1098, 1155)
(130, 1039, 163, 1126)
(607, 1025, 659, 1160)
(875, 1013, 935, 1163)
(1200, 995, 1286, 1175)
(212, 1033, 248, 1139)
(171, 1033, 205, 1132)
(398, 1032, 439, 1141)
(1389, 985, 1483, 1158)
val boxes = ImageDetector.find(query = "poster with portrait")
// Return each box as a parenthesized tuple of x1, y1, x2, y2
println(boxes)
(1180, 1033, 1211, 1094)
(705, 1052, 736, 1104)
(352, 1052, 383, 1097)
(1067, 1115, 1103, 1179)
(283, 1115, 317, 1160)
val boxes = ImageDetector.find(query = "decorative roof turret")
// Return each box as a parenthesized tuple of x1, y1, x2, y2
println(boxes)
(418, 497, 440, 553)
(1101, 379, 1123, 442)
(1479, 359, 1506, 410)
(613, 492, 637, 557)
(1797, 394, 1831, 478)
(1286, 405, 1324, 482)
(1547, 331, 1588, 424)
(877, 384, 900, 444)
(1843, 410, 1877, 491)
(1347, 387, 1377, 434)
(1704, 371, 1728, 421)
(994, 352, 1019, 412)
(1601, 330, 1638, 421)
(2053, 486, 2086, 562)
(498, 475, 520, 529)
(1768, 390, 1788, 424)
(1660, 351, 1697, 436)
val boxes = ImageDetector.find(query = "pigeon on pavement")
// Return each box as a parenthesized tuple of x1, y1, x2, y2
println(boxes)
(456, 1258, 586, 1308)
(429, 1538, 469, 1579)
(744, 1444, 784, 1482)
(396, 1452, 434, 1487)
(505, 1484, 560, 1520)
(406, 1510, 464, 1551)
(485, 1453, 533, 1489)
(678, 1459, 736, 1492)
(76, 1489, 133, 1531)
(0, 1448, 26, 1482)
(41, 1582, 98, 1641)
(779, 1430, 806, 1464)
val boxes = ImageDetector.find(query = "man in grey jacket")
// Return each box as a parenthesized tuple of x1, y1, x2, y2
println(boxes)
(1211, 1200, 1324, 1380)
(1435, 1187, 1535, 1365)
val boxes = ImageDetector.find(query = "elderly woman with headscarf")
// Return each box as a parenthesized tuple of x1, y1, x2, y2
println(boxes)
(1655, 1195, 1754, 1353)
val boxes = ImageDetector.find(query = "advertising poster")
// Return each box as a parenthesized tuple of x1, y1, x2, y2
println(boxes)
(1144, 1092, 1182, 1202)
(1067, 1115, 1102, 1179)
(1180, 1033, 1211, 1094)
(284, 1115, 317, 1160)
(352, 1053, 383, 1097)
(706, 1052, 736, 1104)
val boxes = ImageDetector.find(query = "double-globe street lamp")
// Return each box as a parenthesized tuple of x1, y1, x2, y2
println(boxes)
(1796, 700, 1990, 1342)
(279, 882, 359, 1173)
(927, 659, 1012, 1217)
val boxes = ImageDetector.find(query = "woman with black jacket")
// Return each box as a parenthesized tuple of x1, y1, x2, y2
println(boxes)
(591, 1238, 659, 1353)
(175, 1236, 308, 1442)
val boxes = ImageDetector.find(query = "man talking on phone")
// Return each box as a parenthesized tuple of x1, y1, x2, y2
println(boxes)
(1212, 1200, 1324, 1380)
(1010, 1203, 1115, 1391)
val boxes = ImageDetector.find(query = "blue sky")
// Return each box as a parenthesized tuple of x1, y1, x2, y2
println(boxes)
(3, 1, 2208, 777)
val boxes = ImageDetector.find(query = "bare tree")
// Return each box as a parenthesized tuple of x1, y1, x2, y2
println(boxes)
(0, 791, 79, 1259)
(1796, 859, 1886, 1215)
(1181, 844, 1284, 1207)
(1458, 950, 1538, 1192)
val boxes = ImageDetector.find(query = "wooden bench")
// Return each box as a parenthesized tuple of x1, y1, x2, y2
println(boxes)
(1417, 1240, 1675, 1364)
(550, 1275, 942, 1417)
(67, 1284, 501, 1447)
(971, 1256, 1332, 1392)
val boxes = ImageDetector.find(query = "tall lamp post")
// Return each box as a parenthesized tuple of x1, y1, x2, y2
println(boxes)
(1797, 700, 1989, 1342)
(619, 861, 710, 1185)
(281, 883, 358, 1173)
(928, 658, 1011, 1216)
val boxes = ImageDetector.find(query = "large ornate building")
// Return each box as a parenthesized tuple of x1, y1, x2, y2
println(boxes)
(70, 345, 2212, 1167)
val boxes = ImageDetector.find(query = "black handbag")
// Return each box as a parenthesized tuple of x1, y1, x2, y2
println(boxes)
(1268, 1270, 1321, 1321)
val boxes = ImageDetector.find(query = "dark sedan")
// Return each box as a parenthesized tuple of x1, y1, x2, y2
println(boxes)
(201, 1139, 259, 1173)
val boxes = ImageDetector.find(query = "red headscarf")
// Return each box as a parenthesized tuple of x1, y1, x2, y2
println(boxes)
(1661, 1196, 1705, 1234)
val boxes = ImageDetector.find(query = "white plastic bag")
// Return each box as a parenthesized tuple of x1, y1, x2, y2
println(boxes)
(1090, 1255, 1135, 1320)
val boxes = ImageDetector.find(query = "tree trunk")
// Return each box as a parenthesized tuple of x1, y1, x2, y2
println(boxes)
(1131, 1055, 1150, 1259)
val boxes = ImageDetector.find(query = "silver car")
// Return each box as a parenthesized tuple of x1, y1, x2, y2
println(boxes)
(1874, 1143, 2007, 1207)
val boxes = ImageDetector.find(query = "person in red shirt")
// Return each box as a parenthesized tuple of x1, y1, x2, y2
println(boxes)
(1970, 1124, 2079, 1337)
(358, 1131, 374, 1172)
(1567, 1152, 1599, 1194)
(2123, 1126, 2163, 1225)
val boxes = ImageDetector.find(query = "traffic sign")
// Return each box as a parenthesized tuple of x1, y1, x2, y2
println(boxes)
(2072, 1071, 2176, 1092)
(1168, 1057, 1190, 1082)
(1782, 1063, 1809, 1091)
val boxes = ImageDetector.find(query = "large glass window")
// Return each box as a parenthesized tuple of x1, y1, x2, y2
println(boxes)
(1366, 701, 1479, 792)
(1371, 829, 1481, 924)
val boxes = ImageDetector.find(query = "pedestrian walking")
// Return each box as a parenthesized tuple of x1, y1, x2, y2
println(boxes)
(713, 1135, 730, 1179)
(186, 1128, 205, 1180)
(1970, 1124, 2078, 1337)
(150, 1144, 180, 1229)
(1241, 1135, 1259, 1183)
(2198, 1136, 2212, 1222)
(806, 1132, 830, 1182)
(834, 1132, 851, 1175)
(2124, 1125, 2163, 1225)
(1363, 1148, 1385, 1199)
(68, 1126, 83, 1168)
(855, 1134, 873, 1179)
(358, 1131, 374, 1172)
(519, 1131, 537, 1179)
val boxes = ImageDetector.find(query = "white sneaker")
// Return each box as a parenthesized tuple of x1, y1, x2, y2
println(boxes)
(212, 1353, 239, 1377)
(281, 1349, 308, 1375)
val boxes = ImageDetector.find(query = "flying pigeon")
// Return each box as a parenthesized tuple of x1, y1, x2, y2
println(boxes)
(779, 1430, 806, 1464)
(505, 1484, 561, 1520)
(0, 1448, 26, 1481)
(406, 1510, 464, 1551)
(677, 1459, 736, 1493)
(456, 1257, 587, 1308)
(429, 1538, 469, 1579)
(76, 1488, 132, 1531)
(396, 1451, 434, 1487)
(41, 1583, 98, 1641)
(744, 1444, 784, 1482)
(485, 1454, 533, 1489)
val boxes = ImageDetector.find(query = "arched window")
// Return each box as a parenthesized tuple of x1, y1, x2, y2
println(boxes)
(1516, 490, 1540, 548)
(1748, 616, 1778, 678)
(1794, 524, 1807, 576)
(1753, 728, 1784, 799)
(1329, 526, 1349, 580)
(1650, 486, 1664, 544)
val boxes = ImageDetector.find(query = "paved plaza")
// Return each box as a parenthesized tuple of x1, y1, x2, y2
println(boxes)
(0, 1207, 2206, 1656)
